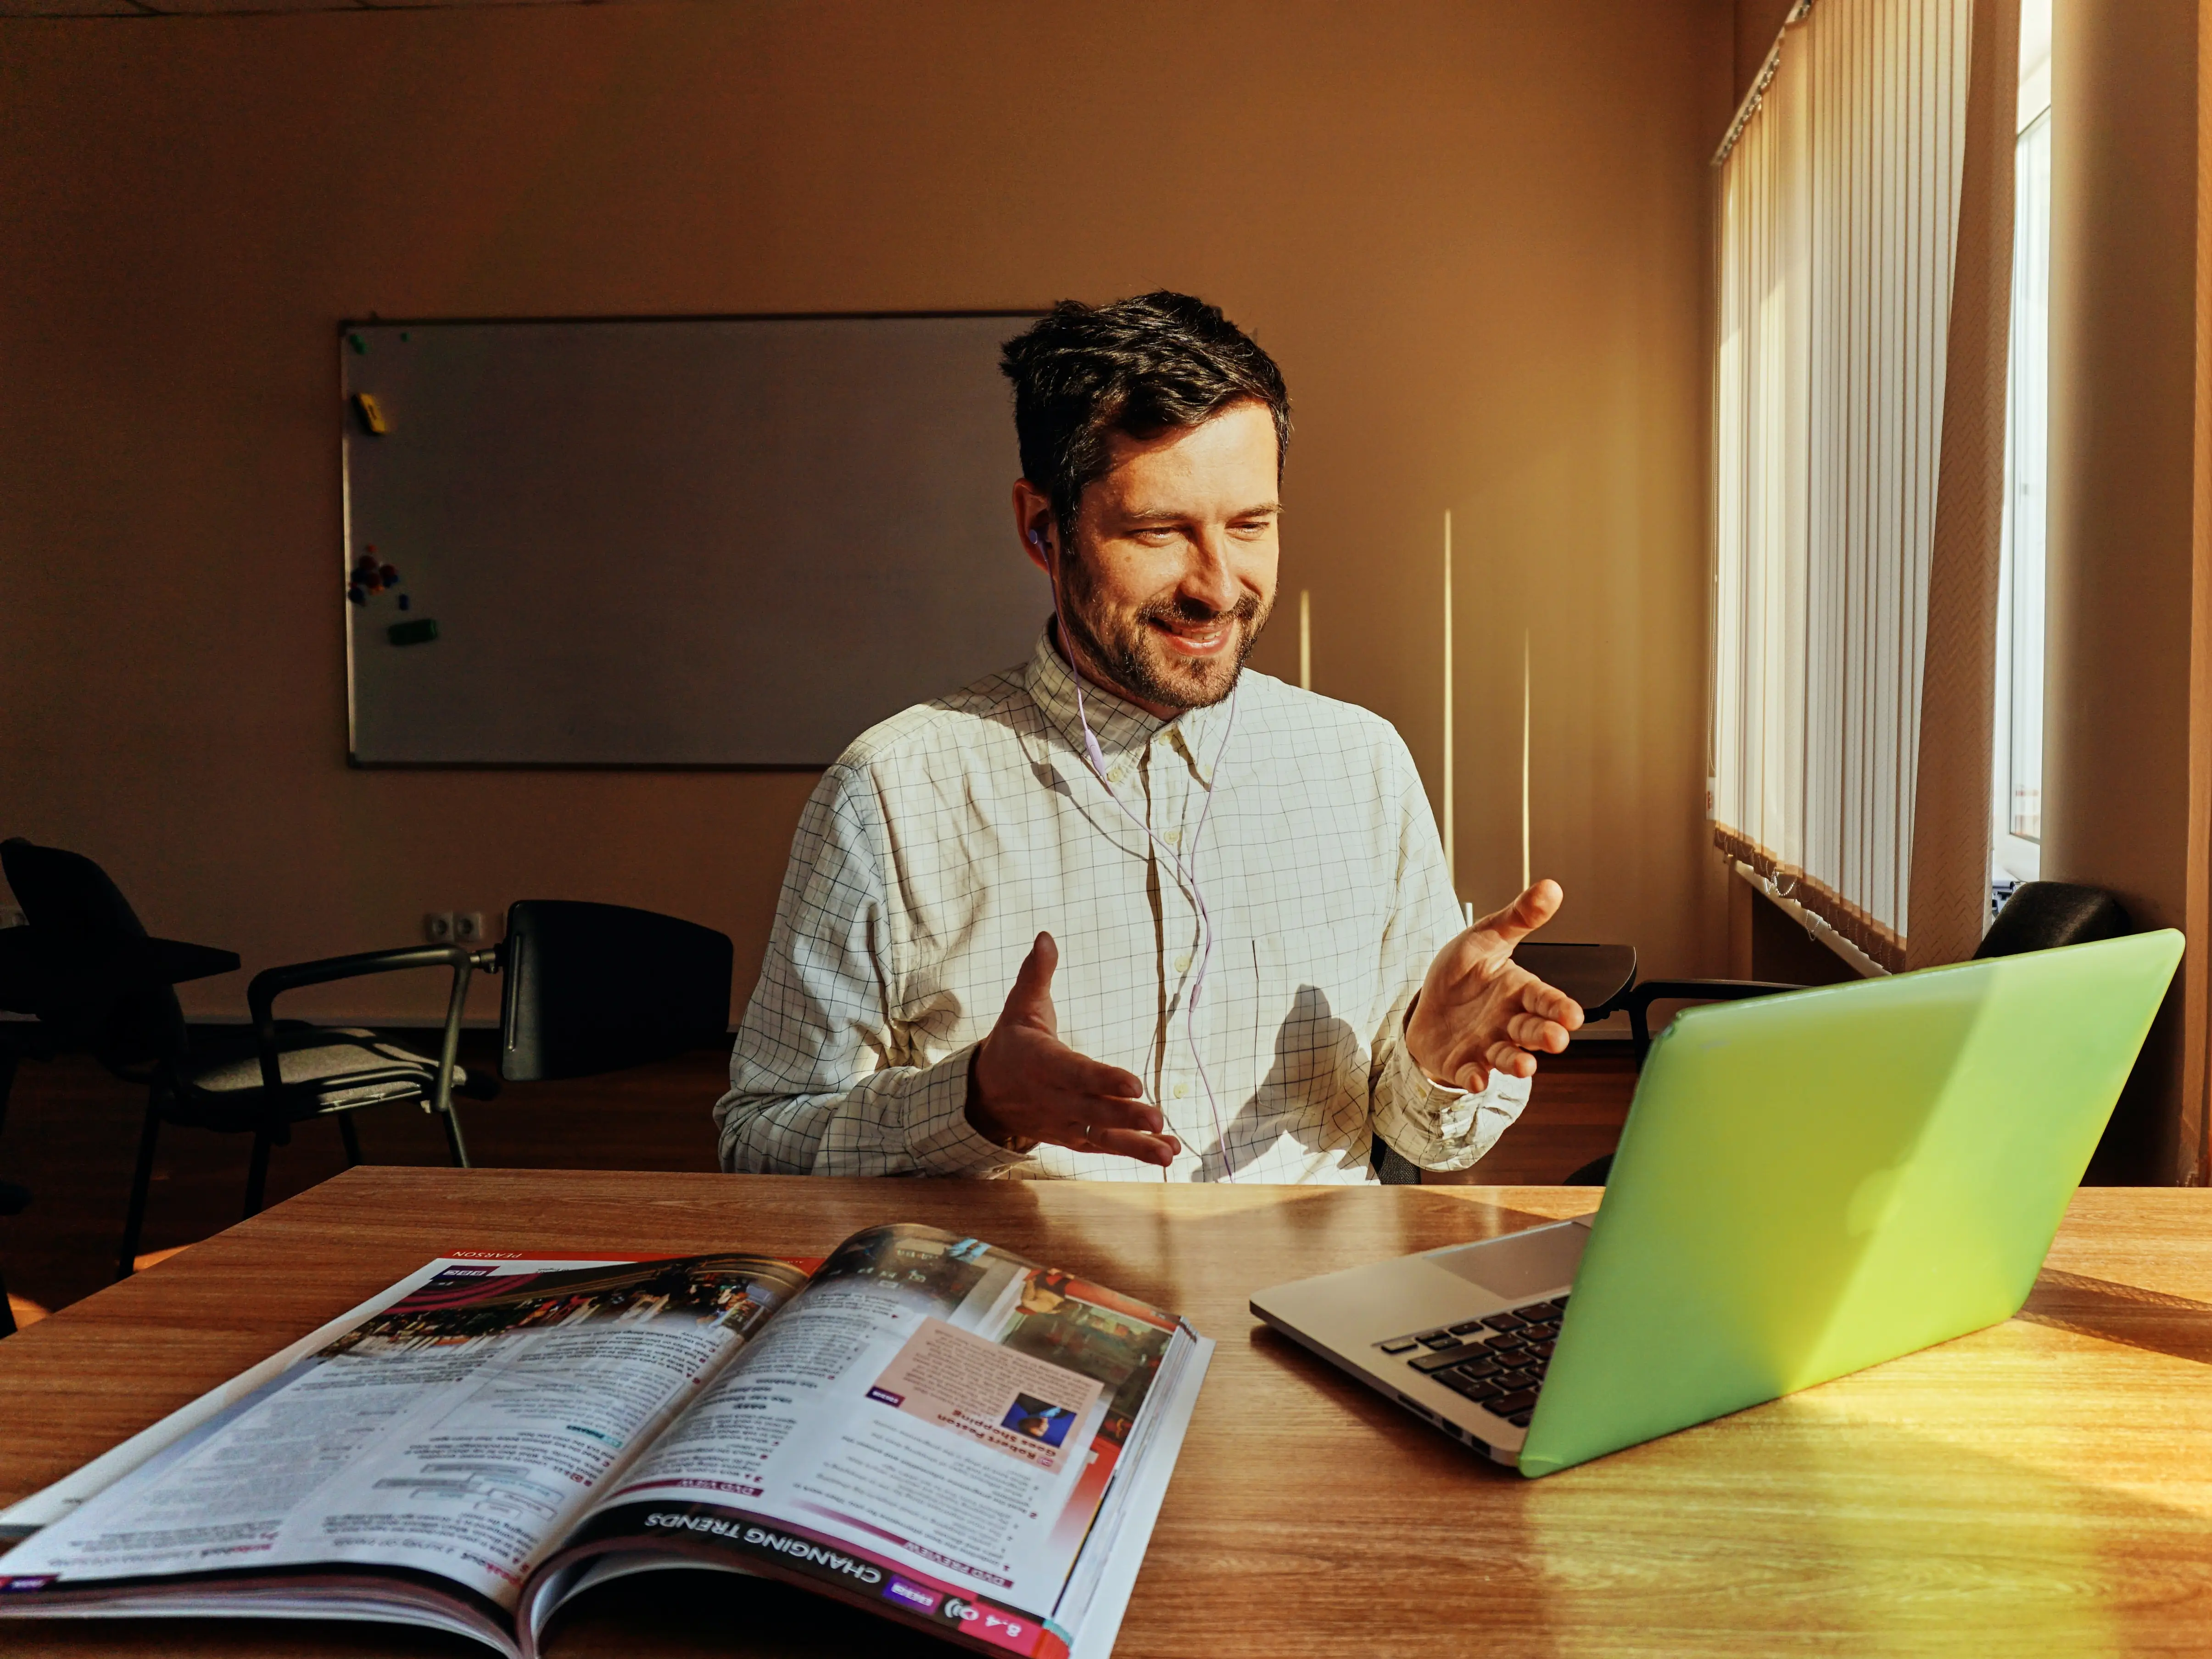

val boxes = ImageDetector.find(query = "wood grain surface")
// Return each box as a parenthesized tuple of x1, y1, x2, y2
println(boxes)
(4, 1171, 2212, 1656)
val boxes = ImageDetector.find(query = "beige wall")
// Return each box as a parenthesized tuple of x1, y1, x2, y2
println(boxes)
(0, 0, 1734, 1026)
(1733, 0, 1797, 102)
(2044, 0, 2203, 1181)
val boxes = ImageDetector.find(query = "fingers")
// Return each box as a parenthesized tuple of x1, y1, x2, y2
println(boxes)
(1519, 977, 1585, 1031)
(1069, 1097, 1179, 1167)
(1001, 932, 1060, 1032)
(1074, 1056, 1147, 1102)
(1084, 1126, 1183, 1167)
(1506, 1012, 1574, 1054)
(1485, 1040, 1538, 1080)
(1471, 877, 1564, 947)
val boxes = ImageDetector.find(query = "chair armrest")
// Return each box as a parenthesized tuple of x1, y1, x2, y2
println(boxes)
(1624, 978, 1808, 1010)
(1622, 978, 1810, 1067)
(246, 945, 497, 1120)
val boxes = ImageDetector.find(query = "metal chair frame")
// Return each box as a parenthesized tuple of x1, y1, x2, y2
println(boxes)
(117, 943, 500, 1279)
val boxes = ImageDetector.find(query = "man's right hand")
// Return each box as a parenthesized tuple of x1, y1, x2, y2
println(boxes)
(966, 933, 1182, 1167)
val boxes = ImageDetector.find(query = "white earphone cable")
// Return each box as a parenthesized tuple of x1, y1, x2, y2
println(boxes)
(1041, 530, 1240, 1180)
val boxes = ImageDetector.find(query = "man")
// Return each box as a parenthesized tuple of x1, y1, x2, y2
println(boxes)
(716, 292, 1581, 1181)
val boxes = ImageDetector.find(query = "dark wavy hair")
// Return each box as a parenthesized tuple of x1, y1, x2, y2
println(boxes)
(999, 292, 1291, 536)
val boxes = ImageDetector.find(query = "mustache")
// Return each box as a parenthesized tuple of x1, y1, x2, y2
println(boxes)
(1136, 590, 1265, 630)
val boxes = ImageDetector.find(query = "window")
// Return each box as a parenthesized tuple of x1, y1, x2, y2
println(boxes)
(1992, 0, 2052, 894)
(1709, 0, 1981, 972)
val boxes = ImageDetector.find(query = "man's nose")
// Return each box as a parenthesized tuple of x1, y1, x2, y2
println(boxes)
(1182, 529, 1240, 614)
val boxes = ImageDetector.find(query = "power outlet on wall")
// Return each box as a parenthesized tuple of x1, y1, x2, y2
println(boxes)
(424, 911, 488, 945)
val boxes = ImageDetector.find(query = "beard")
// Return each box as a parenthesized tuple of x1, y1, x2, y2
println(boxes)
(1057, 555, 1275, 713)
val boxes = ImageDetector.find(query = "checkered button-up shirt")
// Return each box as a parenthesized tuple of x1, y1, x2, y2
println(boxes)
(715, 629, 1531, 1181)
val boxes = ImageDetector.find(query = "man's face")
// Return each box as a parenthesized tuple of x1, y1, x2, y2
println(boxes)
(1018, 399, 1281, 717)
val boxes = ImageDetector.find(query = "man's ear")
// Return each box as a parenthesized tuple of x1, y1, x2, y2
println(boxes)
(1011, 479, 1055, 575)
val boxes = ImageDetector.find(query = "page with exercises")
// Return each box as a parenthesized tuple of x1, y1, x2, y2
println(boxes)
(0, 1254, 808, 1643)
(534, 1224, 1201, 1657)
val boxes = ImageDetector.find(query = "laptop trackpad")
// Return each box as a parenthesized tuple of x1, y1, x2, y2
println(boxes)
(1430, 1220, 1588, 1301)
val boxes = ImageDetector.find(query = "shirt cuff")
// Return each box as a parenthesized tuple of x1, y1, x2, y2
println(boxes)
(1385, 1033, 1475, 1134)
(1377, 1016, 1533, 1171)
(902, 1042, 1031, 1176)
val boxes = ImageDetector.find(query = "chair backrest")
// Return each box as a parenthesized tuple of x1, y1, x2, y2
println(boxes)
(2, 839, 148, 944)
(1975, 881, 2130, 961)
(498, 899, 734, 1083)
(0, 838, 182, 1065)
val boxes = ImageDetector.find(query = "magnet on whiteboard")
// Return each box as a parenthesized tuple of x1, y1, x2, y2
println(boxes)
(388, 619, 439, 647)
(353, 392, 388, 435)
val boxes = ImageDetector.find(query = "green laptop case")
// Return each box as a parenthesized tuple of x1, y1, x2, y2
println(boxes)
(1517, 929, 2185, 1477)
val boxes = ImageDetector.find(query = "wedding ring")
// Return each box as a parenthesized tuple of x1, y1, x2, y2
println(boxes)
(1083, 1123, 1094, 1145)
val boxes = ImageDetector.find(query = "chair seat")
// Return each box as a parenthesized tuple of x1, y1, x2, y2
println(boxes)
(167, 1028, 467, 1129)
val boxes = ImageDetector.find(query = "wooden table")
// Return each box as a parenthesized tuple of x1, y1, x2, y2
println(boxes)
(5, 1171, 2212, 1656)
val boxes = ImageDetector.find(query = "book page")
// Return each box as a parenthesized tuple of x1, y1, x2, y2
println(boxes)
(545, 1226, 1185, 1654)
(0, 1253, 805, 1617)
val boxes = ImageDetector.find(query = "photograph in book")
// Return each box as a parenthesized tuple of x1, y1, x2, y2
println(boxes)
(0, 1224, 1215, 1659)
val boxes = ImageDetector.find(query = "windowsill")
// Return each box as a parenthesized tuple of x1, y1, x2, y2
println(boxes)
(1729, 860, 1889, 979)
(1994, 831, 2042, 886)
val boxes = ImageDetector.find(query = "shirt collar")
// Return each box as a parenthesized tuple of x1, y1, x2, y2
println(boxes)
(1023, 626, 1229, 787)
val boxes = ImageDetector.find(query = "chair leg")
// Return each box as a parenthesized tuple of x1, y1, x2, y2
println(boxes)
(243, 1128, 275, 1218)
(1629, 999, 1653, 1069)
(117, 1100, 163, 1281)
(338, 1113, 363, 1167)
(439, 1103, 470, 1170)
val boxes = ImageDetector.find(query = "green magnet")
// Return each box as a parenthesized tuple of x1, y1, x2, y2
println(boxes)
(387, 618, 439, 647)
(348, 332, 367, 354)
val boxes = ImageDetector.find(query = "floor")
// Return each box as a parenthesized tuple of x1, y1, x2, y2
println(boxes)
(0, 1035, 1636, 1326)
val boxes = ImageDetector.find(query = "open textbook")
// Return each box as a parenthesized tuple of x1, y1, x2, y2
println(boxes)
(0, 1224, 1213, 1658)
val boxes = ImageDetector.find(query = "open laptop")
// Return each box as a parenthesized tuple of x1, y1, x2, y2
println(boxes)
(1251, 930, 2184, 1477)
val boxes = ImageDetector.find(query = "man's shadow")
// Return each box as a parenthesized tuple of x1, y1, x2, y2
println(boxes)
(1202, 981, 1365, 1181)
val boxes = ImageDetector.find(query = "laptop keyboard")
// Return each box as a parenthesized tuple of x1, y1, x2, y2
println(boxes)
(1374, 1296, 1566, 1429)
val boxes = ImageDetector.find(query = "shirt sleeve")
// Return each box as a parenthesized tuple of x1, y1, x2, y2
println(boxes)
(714, 764, 1024, 1176)
(1365, 737, 1533, 1172)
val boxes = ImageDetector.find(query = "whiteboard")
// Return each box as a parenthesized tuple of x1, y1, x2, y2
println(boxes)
(340, 313, 1048, 766)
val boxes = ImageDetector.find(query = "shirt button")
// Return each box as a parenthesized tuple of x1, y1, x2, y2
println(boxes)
(1173, 953, 1191, 973)
(1173, 1083, 1189, 1099)
(1164, 828, 1183, 846)
(1108, 767, 1127, 785)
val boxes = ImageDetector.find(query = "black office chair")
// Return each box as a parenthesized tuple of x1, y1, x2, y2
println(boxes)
(146, 898, 736, 1267)
(1560, 880, 2134, 1186)
(0, 840, 497, 1279)
(0, 840, 248, 1286)
(495, 898, 734, 1084)
(129, 894, 732, 1277)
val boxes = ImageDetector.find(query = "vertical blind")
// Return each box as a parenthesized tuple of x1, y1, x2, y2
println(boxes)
(1711, 0, 2007, 971)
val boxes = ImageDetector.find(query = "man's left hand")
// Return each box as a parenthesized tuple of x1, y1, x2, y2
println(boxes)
(1405, 879, 1584, 1092)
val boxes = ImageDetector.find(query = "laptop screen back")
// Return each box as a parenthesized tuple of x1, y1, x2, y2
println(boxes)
(1518, 931, 2183, 1477)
